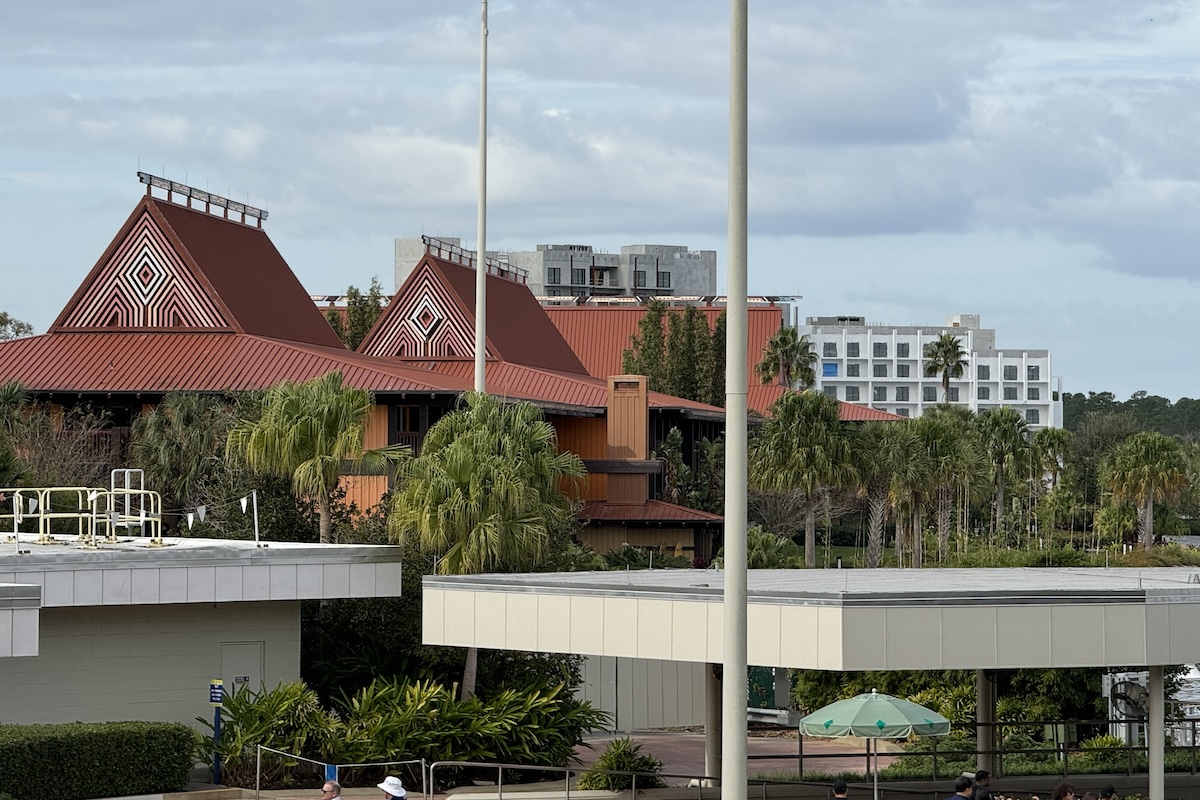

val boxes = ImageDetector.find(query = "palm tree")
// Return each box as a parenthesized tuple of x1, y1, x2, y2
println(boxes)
(853, 420, 920, 568)
(922, 333, 968, 402)
(755, 326, 818, 390)
(749, 391, 856, 567)
(226, 371, 406, 544)
(1034, 427, 1072, 490)
(389, 392, 584, 696)
(918, 408, 984, 560)
(1103, 432, 1190, 550)
(973, 406, 1029, 537)
(130, 393, 235, 518)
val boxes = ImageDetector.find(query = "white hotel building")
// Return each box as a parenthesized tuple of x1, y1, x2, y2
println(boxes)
(805, 314, 1063, 429)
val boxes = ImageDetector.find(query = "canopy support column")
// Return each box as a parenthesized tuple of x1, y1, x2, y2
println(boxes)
(1149, 665, 1164, 800)
(705, 663, 722, 786)
(976, 669, 996, 774)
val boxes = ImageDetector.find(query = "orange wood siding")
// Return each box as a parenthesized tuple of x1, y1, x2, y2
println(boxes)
(364, 404, 389, 450)
(607, 376, 649, 504)
(580, 525, 696, 555)
(552, 415, 607, 501)
(339, 475, 389, 514)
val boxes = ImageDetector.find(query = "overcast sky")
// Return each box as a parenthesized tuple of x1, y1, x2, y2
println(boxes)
(2, 1, 1198, 400)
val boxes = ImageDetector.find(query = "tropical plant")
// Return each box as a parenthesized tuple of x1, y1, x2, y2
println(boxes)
(226, 371, 406, 544)
(749, 391, 856, 567)
(973, 407, 1029, 536)
(389, 392, 584, 696)
(853, 420, 919, 567)
(130, 393, 235, 517)
(916, 411, 984, 560)
(622, 298, 668, 392)
(755, 325, 817, 390)
(1103, 431, 1190, 549)
(577, 738, 666, 790)
(922, 333, 968, 402)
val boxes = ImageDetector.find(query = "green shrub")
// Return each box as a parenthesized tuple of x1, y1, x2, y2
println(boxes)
(0, 721, 194, 800)
(576, 738, 666, 790)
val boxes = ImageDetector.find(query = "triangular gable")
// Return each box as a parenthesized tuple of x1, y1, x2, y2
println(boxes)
(53, 199, 233, 332)
(361, 251, 588, 374)
(358, 255, 485, 360)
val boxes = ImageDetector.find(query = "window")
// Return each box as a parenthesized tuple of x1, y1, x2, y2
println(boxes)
(897, 364, 910, 378)
(1025, 409, 1040, 425)
(847, 363, 860, 377)
(873, 342, 888, 358)
(1028, 365, 1041, 381)
(823, 342, 838, 358)
(873, 386, 888, 402)
(977, 365, 990, 380)
(948, 387, 959, 402)
(978, 386, 990, 400)
(822, 362, 839, 378)
(634, 270, 646, 288)
(656, 271, 671, 288)
(1003, 387, 1017, 401)
(823, 386, 838, 399)
(571, 268, 586, 285)
(1003, 365, 1018, 381)
(1027, 387, 1040, 401)
(895, 386, 909, 402)
(897, 343, 910, 358)
(847, 342, 860, 358)
(897, 408, 910, 418)
(873, 364, 888, 378)
(922, 386, 937, 402)
(547, 267, 562, 285)
(845, 386, 860, 402)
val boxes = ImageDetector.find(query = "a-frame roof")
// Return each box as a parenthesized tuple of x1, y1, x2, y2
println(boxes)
(52, 196, 345, 349)
(359, 252, 588, 375)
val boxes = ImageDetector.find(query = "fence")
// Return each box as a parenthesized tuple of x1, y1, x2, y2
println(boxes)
(253, 745, 426, 800)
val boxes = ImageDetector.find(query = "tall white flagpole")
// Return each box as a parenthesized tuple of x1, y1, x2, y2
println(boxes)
(473, 0, 489, 393)
(722, 2, 749, 800)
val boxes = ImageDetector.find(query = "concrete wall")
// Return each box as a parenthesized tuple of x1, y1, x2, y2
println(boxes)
(577, 656, 707, 731)
(0, 601, 300, 726)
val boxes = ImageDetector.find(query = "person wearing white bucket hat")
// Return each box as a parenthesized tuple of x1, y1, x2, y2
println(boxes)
(378, 776, 407, 799)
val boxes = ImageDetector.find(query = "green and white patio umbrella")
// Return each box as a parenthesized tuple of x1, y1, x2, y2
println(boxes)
(798, 689, 951, 800)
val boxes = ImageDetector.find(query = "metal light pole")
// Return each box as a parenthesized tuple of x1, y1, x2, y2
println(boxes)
(722, 1, 749, 799)
(474, 0, 489, 393)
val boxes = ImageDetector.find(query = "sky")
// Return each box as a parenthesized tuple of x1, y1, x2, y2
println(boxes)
(2, 1, 1199, 399)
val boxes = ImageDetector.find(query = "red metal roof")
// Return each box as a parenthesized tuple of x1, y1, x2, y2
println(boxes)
(52, 197, 345, 350)
(580, 499, 724, 523)
(748, 384, 906, 421)
(544, 305, 785, 382)
(0, 333, 470, 394)
(422, 360, 725, 415)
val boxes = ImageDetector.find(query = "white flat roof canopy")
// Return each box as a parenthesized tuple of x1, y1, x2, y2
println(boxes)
(424, 567, 1200, 671)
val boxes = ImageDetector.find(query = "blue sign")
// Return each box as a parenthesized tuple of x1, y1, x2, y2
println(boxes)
(209, 681, 224, 706)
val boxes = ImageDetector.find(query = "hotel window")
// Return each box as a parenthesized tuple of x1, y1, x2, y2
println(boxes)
(873, 386, 888, 402)
(1003, 387, 1017, 400)
(897, 364, 910, 378)
(948, 387, 960, 402)
(1026, 409, 1040, 425)
(1028, 365, 1041, 380)
(822, 362, 839, 378)
(847, 342, 860, 358)
(634, 270, 646, 288)
(873, 342, 888, 358)
(847, 363, 860, 377)
(571, 268, 586, 285)
(895, 386, 909, 401)
(978, 365, 990, 380)
(1003, 365, 1018, 381)
(547, 267, 562, 285)
(823, 386, 838, 399)
(873, 364, 888, 378)
(823, 342, 837, 357)
(1028, 387, 1040, 401)
(978, 386, 990, 400)
(897, 343, 910, 358)
(897, 408, 910, 417)
(656, 271, 671, 288)
(922, 386, 937, 402)
(846, 386, 860, 401)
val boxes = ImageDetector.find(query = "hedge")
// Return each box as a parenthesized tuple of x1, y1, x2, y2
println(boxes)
(0, 721, 195, 800)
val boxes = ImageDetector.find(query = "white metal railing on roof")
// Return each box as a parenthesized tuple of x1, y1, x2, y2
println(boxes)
(422, 235, 529, 284)
(1, 471, 164, 553)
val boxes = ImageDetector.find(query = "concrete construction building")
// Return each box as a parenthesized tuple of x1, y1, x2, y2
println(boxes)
(394, 237, 717, 298)
(805, 313, 1063, 428)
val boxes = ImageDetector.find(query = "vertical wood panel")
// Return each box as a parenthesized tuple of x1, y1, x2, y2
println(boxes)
(363, 404, 389, 450)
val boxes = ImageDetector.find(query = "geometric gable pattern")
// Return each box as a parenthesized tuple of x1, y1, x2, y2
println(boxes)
(358, 260, 483, 359)
(57, 209, 229, 330)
